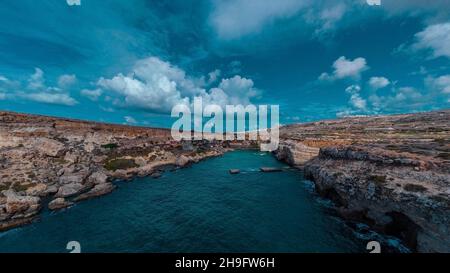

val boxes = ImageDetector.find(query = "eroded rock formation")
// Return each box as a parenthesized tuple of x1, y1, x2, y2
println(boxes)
(276, 110, 450, 252)
(0, 111, 233, 231)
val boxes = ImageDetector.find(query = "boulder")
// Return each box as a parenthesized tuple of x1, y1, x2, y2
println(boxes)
(73, 183, 115, 202)
(4, 190, 40, 215)
(25, 183, 47, 196)
(83, 142, 95, 153)
(151, 172, 162, 179)
(35, 138, 65, 157)
(64, 152, 79, 164)
(175, 155, 190, 167)
(48, 198, 73, 210)
(88, 171, 108, 184)
(58, 170, 89, 185)
(55, 183, 85, 198)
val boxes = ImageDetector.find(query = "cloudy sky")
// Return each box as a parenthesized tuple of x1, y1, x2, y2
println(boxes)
(0, 0, 449, 127)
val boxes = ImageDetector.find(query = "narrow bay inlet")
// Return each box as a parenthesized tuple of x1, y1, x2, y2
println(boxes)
(0, 110, 448, 252)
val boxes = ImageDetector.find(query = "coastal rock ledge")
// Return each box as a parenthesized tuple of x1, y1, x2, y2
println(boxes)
(0, 111, 255, 232)
(276, 110, 450, 252)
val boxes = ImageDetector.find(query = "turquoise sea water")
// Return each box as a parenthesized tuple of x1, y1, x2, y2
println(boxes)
(0, 151, 370, 253)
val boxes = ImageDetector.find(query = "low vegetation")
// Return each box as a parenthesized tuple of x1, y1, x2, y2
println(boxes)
(101, 143, 119, 149)
(370, 175, 387, 185)
(404, 183, 427, 193)
(105, 158, 138, 171)
(12, 182, 36, 192)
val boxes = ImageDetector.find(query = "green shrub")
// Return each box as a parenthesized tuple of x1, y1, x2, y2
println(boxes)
(0, 182, 11, 191)
(105, 158, 138, 171)
(12, 183, 36, 192)
(370, 175, 387, 184)
(404, 184, 427, 192)
(101, 143, 119, 149)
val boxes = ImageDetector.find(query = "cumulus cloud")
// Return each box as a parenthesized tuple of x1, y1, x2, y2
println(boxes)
(80, 88, 103, 101)
(27, 68, 45, 90)
(3, 68, 78, 106)
(381, 0, 450, 22)
(97, 57, 258, 113)
(319, 56, 369, 81)
(210, 0, 308, 39)
(58, 74, 77, 88)
(20, 92, 78, 106)
(425, 75, 450, 94)
(124, 116, 137, 124)
(313, 3, 347, 34)
(207, 69, 221, 85)
(369, 87, 423, 112)
(368, 76, 390, 90)
(411, 22, 450, 59)
(345, 84, 367, 110)
(66, 0, 81, 6)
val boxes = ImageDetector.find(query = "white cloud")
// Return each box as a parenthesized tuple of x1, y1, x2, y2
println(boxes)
(28, 68, 45, 90)
(425, 75, 450, 94)
(314, 3, 347, 34)
(368, 77, 390, 90)
(66, 0, 81, 6)
(207, 69, 221, 85)
(381, 0, 450, 22)
(412, 22, 450, 59)
(124, 116, 137, 124)
(81, 88, 103, 101)
(210, 0, 308, 39)
(369, 87, 423, 112)
(98, 57, 258, 113)
(4, 68, 78, 106)
(345, 84, 367, 110)
(320, 56, 369, 81)
(58, 74, 77, 88)
(20, 92, 78, 106)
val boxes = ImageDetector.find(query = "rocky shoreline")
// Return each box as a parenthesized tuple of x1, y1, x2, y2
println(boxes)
(0, 111, 255, 231)
(275, 110, 450, 252)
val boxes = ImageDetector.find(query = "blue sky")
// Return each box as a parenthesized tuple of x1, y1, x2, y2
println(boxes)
(0, 0, 449, 127)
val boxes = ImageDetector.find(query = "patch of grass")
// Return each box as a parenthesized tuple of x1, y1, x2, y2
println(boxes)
(403, 183, 427, 193)
(101, 143, 119, 149)
(105, 158, 138, 171)
(12, 182, 36, 192)
(370, 175, 387, 185)
(54, 158, 69, 165)
(0, 182, 11, 191)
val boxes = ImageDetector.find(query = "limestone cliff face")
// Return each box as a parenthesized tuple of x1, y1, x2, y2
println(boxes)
(0, 111, 229, 231)
(274, 140, 319, 166)
(277, 110, 450, 252)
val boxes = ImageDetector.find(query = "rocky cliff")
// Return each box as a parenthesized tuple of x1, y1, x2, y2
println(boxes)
(0, 111, 234, 231)
(275, 110, 450, 252)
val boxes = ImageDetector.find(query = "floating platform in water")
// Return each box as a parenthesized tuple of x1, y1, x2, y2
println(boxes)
(229, 169, 240, 174)
(260, 167, 283, 173)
